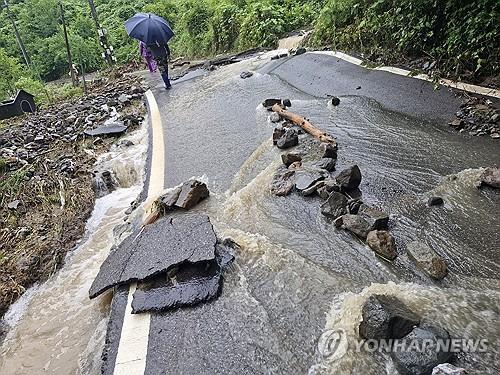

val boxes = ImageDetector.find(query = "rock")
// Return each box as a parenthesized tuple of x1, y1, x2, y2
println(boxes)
(271, 53, 288, 60)
(341, 214, 372, 239)
(406, 241, 448, 280)
(277, 129, 299, 149)
(7, 200, 21, 210)
(366, 230, 397, 260)
(288, 161, 302, 171)
(101, 170, 116, 192)
(301, 180, 325, 196)
(479, 166, 500, 188)
(263, 98, 283, 108)
(315, 157, 336, 172)
(330, 96, 340, 106)
(271, 167, 295, 196)
(270, 112, 281, 123)
(89, 215, 218, 298)
(321, 192, 348, 219)
(491, 113, 500, 123)
(240, 71, 253, 79)
(295, 169, 325, 191)
(118, 94, 130, 104)
(358, 204, 389, 230)
(359, 295, 420, 340)
(348, 199, 362, 214)
(428, 196, 444, 206)
(333, 216, 344, 228)
(295, 47, 306, 56)
(175, 180, 210, 209)
(156, 186, 182, 212)
(120, 139, 134, 147)
(392, 322, 452, 375)
(448, 119, 463, 128)
(282, 99, 292, 107)
(273, 126, 286, 145)
(432, 364, 466, 375)
(84, 124, 127, 137)
(281, 152, 302, 167)
(336, 165, 362, 191)
(320, 142, 338, 159)
(491, 132, 500, 139)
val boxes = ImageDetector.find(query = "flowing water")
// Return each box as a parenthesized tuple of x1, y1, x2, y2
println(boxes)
(0, 124, 148, 374)
(1, 51, 499, 374)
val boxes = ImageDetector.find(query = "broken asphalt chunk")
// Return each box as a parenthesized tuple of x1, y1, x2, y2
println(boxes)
(84, 123, 127, 137)
(89, 215, 217, 299)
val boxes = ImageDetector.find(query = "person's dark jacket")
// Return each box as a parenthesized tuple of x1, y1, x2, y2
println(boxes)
(148, 44, 170, 59)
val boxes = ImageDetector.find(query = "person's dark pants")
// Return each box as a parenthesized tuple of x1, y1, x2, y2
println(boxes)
(157, 56, 171, 88)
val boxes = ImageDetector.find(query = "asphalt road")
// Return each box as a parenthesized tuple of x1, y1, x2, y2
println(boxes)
(102, 52, 484, 375)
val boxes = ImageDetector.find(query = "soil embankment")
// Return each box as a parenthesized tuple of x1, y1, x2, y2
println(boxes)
(0, 67, 146, 318)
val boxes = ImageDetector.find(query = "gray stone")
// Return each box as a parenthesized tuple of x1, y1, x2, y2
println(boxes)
(295, 47, 306, 56)
(89, 215, 218, 299)
(320, 142, 338, 159)
(7, 200, 21, 210)
(366, 230, 397, 260)
(295, 169, 325, 191)
(277, 129, 298, 149)
(321, 192, 348, 219)
(175, 180, 210, 209)
(359, 295, 420, 340)
(240, 71, 253, 79)
(271, 167, 295, 196)
(336, 165, 362, 191)
(273, 126, 286, 145)
(315, 157, 336, 172)
(281, 152, 302, 167)
(392, 322, 452, 375)
(479, 166, 500, 188)
(407, 241, 448, 280)
(431, 364, 466, 375)
(84, 124, 127, 137)
(330, 96, 340, 106)
(118, 94, 130, 104)
(358, 204, 389, 230)
(428, 196, 444, 206)
(156, 186, 182, 212)
(341, 214, 372, 239)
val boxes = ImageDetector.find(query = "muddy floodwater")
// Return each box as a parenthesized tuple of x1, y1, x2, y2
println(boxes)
(1, 52, 499, 374)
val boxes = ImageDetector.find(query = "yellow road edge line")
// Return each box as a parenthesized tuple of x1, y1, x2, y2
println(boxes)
(113, 90, 165, 375)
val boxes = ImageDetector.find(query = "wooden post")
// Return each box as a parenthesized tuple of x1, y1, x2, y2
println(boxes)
(59, 2, 76, 87)
(3, 0, 31, 67)
(271, 103, 337, 145)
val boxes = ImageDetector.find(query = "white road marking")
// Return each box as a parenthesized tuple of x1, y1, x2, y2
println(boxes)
(311, 51, 500, 99)
(113, 90, 165, 375)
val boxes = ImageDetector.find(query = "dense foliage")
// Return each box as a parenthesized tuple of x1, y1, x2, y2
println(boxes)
(0, 0, 499, 101)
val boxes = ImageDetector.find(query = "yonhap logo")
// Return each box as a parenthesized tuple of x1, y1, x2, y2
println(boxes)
(317, 329, 348, 361)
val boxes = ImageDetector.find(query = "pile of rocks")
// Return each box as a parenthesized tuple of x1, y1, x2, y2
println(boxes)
(268, 100, 449, 279)
(449, 96, 499, 138)
(0, 73, 145, 174)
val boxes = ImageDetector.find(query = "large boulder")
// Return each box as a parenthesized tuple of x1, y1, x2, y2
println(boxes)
(321, 191, 348, 219)
(359, 295, 420, 340)
(277, 129, 299, 149)
(479, 166, 500, 188)
(341, 214, 372, 239)
(175, 180, 210, 209)
(391, 322, 452, 375)
(366, 230, 397, 260)
(271, 167, 295, 196)
(336, 165, 362, 191)
(358, 204, 389, 230)
(407, 241, 448, 280)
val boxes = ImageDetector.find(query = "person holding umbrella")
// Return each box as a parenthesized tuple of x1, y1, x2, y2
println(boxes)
(125, 13, 174, 90)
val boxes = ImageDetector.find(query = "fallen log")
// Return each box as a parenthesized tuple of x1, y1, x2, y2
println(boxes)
(271, 104, 337, 145)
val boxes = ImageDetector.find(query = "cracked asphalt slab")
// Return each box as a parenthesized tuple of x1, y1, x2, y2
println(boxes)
(89, 214, 217, 299)
(100, 51, 481, 374)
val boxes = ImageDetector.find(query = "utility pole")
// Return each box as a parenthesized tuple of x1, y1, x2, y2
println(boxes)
(87, 0, 115, 65)
(2, 0, 31, 67)
(59, 2, 76, 86)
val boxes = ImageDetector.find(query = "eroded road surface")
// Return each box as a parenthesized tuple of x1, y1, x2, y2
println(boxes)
(2, 51, 499, 375)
